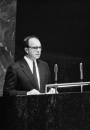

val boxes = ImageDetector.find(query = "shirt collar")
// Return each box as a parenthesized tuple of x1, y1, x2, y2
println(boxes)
(24, 56, 36, 63)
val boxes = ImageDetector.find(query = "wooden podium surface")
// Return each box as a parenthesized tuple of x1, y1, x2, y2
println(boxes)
(0, 92, 90, 130)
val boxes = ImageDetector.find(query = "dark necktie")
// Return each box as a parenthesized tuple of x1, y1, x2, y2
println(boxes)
(33, 61, 38, 87)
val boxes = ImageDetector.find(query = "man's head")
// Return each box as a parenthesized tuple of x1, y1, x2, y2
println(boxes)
(24, 36, 42, 61)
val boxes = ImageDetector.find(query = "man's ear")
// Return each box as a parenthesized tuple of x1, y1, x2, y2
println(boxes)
(25, 47, 28, 54)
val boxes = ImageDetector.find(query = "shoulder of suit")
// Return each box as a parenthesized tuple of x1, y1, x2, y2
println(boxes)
(9, 58, 24, 68)
(38, 59, 48, 65)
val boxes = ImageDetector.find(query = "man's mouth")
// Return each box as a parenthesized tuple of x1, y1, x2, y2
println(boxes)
(36, 54, 40, 56)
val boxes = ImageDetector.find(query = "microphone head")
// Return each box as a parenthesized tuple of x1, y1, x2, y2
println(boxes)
(54, 64, 58, 73)
(80, 63, 83, 71)
(80, 62, 83, 80)
(54, 64, 58, 83)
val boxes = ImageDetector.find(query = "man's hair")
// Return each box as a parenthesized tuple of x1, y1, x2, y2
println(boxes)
(23, 35, 39, 49)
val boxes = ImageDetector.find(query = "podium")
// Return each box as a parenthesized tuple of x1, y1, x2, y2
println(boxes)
(1, 92, 90, 130)
(45, 82, 90, 94)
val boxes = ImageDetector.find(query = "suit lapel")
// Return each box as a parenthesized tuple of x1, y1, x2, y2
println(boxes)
(20, 58, 39, 90)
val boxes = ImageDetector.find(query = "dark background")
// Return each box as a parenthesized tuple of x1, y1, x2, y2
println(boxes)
(15, 0, 90, 59)
(15, 0, 90, 85)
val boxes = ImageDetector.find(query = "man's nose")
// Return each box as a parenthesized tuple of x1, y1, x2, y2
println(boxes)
(37, 48, 41, 51)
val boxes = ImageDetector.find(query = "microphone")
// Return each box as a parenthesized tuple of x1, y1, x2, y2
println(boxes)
(80, 63, 83, 81)
(54, 64, 58, 83)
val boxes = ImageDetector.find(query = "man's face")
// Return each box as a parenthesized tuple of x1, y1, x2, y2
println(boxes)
(26, 38, 42, 61)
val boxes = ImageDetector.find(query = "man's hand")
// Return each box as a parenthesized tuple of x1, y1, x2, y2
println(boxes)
(47, 88, 58, 94)
(27, 89, 40, 95)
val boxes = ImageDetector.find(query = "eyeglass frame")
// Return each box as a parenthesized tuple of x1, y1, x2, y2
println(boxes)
(27, 46, 42, 50)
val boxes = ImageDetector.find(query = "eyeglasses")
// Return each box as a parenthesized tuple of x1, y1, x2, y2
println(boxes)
(28, 46, 42, 50)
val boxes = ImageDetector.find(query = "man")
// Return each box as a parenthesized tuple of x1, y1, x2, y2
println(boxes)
(3, 36, 51, 96)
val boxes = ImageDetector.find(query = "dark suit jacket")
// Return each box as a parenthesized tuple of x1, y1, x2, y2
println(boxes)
(3, 58, 51, 96)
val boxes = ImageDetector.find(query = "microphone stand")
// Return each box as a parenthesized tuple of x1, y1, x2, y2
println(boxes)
(54, 64, 58, 93)
(80, 63, 83, 92)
